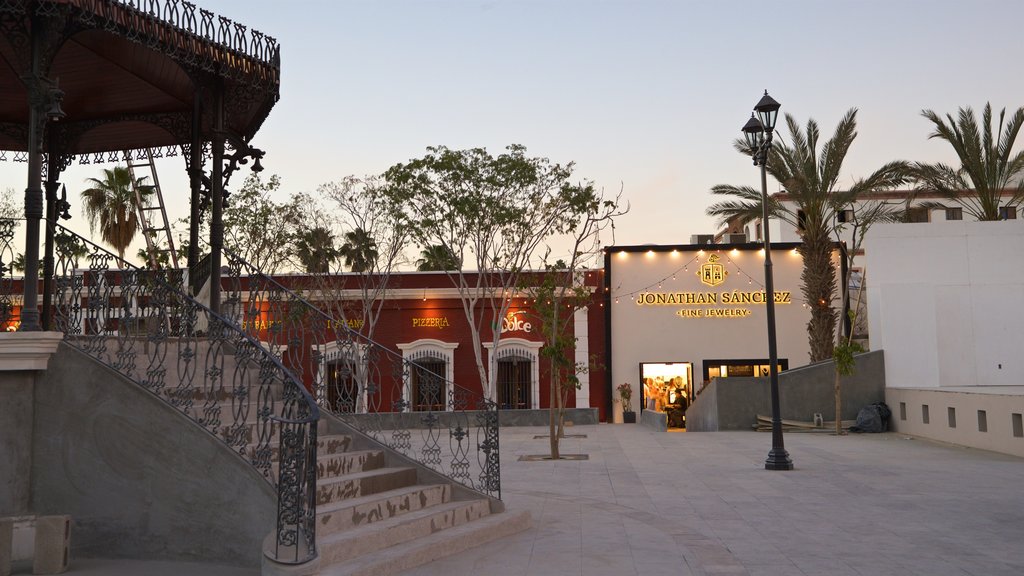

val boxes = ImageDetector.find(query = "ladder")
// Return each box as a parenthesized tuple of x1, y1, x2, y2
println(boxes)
(124, 149, 179, 270)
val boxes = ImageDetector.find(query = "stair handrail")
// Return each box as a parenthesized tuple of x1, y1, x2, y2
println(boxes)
(218, 244, 501, 499)
(44, 222, 319, 565)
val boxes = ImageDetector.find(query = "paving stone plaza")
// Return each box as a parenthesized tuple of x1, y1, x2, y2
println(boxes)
(401, 425, 1024, 576)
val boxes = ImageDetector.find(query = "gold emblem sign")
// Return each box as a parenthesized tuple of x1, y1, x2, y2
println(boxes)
(697, 254, 728, 287)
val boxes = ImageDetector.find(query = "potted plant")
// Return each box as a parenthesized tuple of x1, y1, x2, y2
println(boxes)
(617, 382, 636, 423)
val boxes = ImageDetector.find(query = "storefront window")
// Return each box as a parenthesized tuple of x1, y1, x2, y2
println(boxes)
(497, 356, 531, 409)
(411, 358, 447, 411)
(702, 359, 789, 383)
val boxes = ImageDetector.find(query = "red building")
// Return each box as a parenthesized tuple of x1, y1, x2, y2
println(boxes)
(244, 269, 611, 421)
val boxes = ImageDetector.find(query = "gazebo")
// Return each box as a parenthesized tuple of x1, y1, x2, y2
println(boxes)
(0, 0, 280, 329)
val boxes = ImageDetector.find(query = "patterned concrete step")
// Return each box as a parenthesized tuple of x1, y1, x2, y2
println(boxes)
(317, 450, 386, 480)
(316, 484, 451, 537)
(317, 499, 492, 566)
(218, 416, 329, 447)
(317, 434, 355, 455)
(239, 433, 354, 464)
(317, 467, 418, 506)
(318, 509, 531, 576)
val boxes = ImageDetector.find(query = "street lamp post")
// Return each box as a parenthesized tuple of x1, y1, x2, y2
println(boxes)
(742, 90, 793, 471)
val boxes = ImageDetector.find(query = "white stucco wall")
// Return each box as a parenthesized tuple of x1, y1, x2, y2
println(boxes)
(866, 221, 1024, 388)
(608, 244, 829, 422)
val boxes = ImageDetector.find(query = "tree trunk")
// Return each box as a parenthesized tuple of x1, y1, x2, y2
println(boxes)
(549, 369, 559, 459)
(800, 232, 838, 362)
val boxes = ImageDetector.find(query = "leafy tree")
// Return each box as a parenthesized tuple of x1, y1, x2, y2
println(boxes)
(80, 166, 153, 264)
(338, 227, 378, 273)
(293, 226, 340, 273)
(707, 109, 909, 362)
(222, 173, 296, 274)
(914, 103, 1024, 220)
(523, 185, 627, 458)
(416, 244, 461, 271)
(315, 176, 410, 411)
(382, 144, 599, 401)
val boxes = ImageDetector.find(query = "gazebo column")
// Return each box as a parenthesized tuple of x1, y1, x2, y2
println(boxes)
(41, 146, 65, 330)
(20, 29, 49, 332)
(187, 91, 203, 295)
(208, 86, 225, 315)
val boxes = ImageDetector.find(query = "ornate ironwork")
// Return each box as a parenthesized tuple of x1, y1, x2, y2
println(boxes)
(220, 246, 502, 499)
(4, 0, 284, 87)
(37, 221, 319, 565)
(0, 219, 18, 329)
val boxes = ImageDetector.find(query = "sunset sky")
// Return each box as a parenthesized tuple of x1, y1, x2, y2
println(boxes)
(2, 0, 1022, 266)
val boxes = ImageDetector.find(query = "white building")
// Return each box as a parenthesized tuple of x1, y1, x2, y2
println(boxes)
(865, 220, 1024, 457)
(605, 242, 839, 425)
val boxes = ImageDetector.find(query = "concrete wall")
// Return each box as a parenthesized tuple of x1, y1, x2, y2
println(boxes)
(687, 351, 886, 431)
(0, 371, 35, 516)
(31, 344, 276, 568)
(887, 388, 1024, 458)
(866, 221, 1024, 388)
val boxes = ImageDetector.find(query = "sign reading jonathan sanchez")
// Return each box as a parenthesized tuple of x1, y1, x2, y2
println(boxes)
(635, 255, 791, 319)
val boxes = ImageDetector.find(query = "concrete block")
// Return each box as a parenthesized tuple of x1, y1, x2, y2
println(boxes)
(32, 515, 69, 574)
(0, 518, 11, 576)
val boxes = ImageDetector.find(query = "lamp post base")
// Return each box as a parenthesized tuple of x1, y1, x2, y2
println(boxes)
(765, 449, 794, 470)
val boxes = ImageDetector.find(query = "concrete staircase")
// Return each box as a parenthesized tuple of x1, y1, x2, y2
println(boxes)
(72, 336, 530, 574)
(261, 420, 529, 576)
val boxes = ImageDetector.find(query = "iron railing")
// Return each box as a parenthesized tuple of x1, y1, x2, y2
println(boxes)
(219, 246, 501, 498)
(0, 219, 319, 565)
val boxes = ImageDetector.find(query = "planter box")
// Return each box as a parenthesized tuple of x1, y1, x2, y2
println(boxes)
(622, 411, 637, 424)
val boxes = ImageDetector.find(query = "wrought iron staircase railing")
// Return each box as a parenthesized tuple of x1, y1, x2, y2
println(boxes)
(218, 246, 501, 499)
(0, 219, 320, 565)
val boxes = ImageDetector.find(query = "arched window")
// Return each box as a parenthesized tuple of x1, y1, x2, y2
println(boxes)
(316, 340, 369, 413)
(485, 338, 542, 409)
(396, 339, 458, 412)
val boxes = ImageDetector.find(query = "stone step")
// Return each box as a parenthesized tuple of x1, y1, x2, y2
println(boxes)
(239, 433, 354, 463)
(318, 509, 532, 576)
(316, 484, 451, 537)
(317, 467, 418, 506)
(317, 450, 387, 479)
(317, 498, 492, 566)
(217, 415, 328, 447)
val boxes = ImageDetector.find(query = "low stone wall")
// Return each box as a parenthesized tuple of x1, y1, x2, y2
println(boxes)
(640, 410, 667, 432)
(687, 351, 886, 432)
(343, 408, 599, 429)
(886, 387, 1024, 458)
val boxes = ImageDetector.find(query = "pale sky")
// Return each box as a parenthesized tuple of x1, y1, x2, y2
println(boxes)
(3, 0, 1023, 265)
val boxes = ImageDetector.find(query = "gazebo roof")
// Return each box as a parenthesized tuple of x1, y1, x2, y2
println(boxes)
(0, 0, 280, 161)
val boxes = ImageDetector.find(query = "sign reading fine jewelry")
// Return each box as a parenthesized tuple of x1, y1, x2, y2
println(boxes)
(635, 290, 792, 319)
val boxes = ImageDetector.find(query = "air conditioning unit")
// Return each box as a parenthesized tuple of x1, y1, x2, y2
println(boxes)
(726, 233, 748, 244)
(690, 234, 714, 245)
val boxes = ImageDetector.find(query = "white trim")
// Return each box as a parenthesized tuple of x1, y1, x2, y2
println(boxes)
(574, 307, 590, 408)
(484, 337, 543, 409)
(0, 332, 64, 370)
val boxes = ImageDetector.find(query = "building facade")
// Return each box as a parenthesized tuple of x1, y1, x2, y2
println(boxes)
(604, 242, 837, 425)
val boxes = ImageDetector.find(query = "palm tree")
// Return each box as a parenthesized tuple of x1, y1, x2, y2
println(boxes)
(293, 226, 341, 273)
(338, 227, 377, 273)
(81, 166, 153, 264)
(914, 103, 1024, 220)
(415, 244, 460, 271)
(707, 109, 909, 362)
